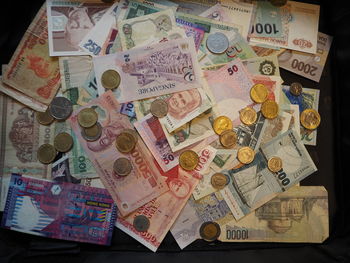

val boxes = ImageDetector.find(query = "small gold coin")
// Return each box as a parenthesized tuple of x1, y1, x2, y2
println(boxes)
(261, 100, 279, 119)
(300, 109, 321, 130)
(115, 132, 137, 153)
(150, 99, 168, 118)
(77, 108, 98, 128)
(211, 173, 229, 189)
(219, 130, 237, 148)
(250, 83, 268, 103)
(199, 222, 221, 241)
(101, 69, 121, 90)
(268, 156, 283, 173)
(179, 150, 199, 171)
(54, 132, 73, 153)
(237, 146, 255, 164)
(289, 82, 303, 96)
(240, 107, 257, 125)
(37, 144, 56, 164)
(113, 158, 133, 177)
(213, 116, 232, 135)
(36, 109, 54, 126)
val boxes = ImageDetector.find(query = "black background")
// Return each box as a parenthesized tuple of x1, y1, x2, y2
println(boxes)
(0, 0, 349, 262)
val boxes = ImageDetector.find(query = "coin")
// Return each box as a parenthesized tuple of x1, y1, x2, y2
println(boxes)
(250, 83, 268, 103)
(113, 157, 133, 177)
(211, 173, 229, 189)
(115, 132, 137, 153)
(133, 215, 150, 232)
(269, 0, 287, 7)
(122, 128, 138, 143)
(179, 150, 199, 171)
(213, 116, 232, 135)
(219, 130, 237, 148)
(290, 82, 303, 96)
(268, 156, 283, 173)
(206, 32, 229, 54)
(37, 144, 56, 164)
(77, 108, 98, 128)
(49, 97, 73, 120)
(240, 107, 257, 125)
(261, 100, 279, 119)
(237, 146, 255, 164)
(54, 132, 73, 153)
(300, 109, 321, 130)
(36, 109, 54, 126)
(82, 122, 102, 141)
(150, 99, 168, 118)
(199, 221, 221, 241)
(101, 69, 121, 90)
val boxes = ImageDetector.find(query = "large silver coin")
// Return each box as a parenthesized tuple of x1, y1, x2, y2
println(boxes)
(133, 215, 150, 232)
(206, 32, 229, 54)
(81, 122, 103, 142)
(49, 97, 73, 120)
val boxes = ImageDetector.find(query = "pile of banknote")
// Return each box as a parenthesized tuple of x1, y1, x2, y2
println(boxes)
(0, 0, 331, 251)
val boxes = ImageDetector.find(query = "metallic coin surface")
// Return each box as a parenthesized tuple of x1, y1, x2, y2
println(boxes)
(133, 215, 150, 232)
(77, 108, 98, 128)
(211, 173, 229, 189)
(54, 132, 73, 153)
(268, 156, 283, 173)
(101, 69, 121, 90)
(250, 83, 268, 103)
(199, 221, 221, 241)
(269, 0, 288, 7)
(290, 82, 303, 96)
(179, 150, 199, 171)
(219, 130, 237, 148)
(82, 122, 102, 141)
(121, 128, 139, 143)
(37, 144, 56, 164)
(213, 116, 233, 135)
(261, 100, 279, 119)
(113, 157, 133, 177)
(240, 107, 258, 125)
(36, 109, 54, 125)
(49, 97, 73, 120)
(150, 99, 168, 118)
(206, 32, 229, 54)
(300, 109, 321, 130)
(237, 146, 255, 164)
(115, 132, 137, 153)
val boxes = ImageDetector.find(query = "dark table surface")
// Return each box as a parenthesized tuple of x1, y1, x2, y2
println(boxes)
(0, 0, 349, 262)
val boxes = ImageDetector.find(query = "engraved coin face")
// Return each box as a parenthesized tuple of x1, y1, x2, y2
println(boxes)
(37, 144, 56, 164)
(261, 100, 279, 119)
(237, 146, 255, 164)
(240, 107, 258, 126)
(199, 221, 221, 241)
(49, 97, 73, 121)
(268, 156, 283, 173)
(206, 32, 229, 54)
(81, 122, 102, 142)
(300, 109, 321, 130)
(219, 130, 237, 148)
(150, 99, 168, 118)
(179, 150, 199, 171)
(77, 108, 98, 128)
(101, 69, 121, 90)
(211, 173, 229, 189)
(213, 116, 233, 135)
(250, 83, 268, 103)
(36, 109, 54, 126)
(54, 132, 73, 153)
(113, 157, 133, 177)
(290, 82, 303, 96)
(115, 132, 137, 153)
(133, 215, 150, 232)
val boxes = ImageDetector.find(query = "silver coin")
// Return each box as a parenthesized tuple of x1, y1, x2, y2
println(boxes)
(49, 97, 73, 120)
(113, 157, 133, 177)
(81, 122, 103, 142)
(206, 32, 229, 54)
(133, 215, 150, 232)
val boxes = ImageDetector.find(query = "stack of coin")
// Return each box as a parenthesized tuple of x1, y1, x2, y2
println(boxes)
(213, 116, 232, 135)
(261, 100, 279, 119)
(101, 69, 121, 90)
(150, 99, 168, 118)
(49, 97, 73, 121)
(237, 146, 255, 164)
(300, 109, 321, 130)
(179, 150, 199, 171)
(199, 221, 221, 241)
(240, 107, 257, 125)
(78, 108, 102, 142)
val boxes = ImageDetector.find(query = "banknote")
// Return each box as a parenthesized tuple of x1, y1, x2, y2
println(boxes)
(46, 0, 110, 56)
(281, 85, 320, 145)
(176, 21, 205, 51)
(175, 0, 214, 15)
(2, 4, 60, 109)
(220, 186, 328, 243)
(221, 129, 317, 220)
(175, 12, 256, 67)
(241, 55, 280, 76)
(281, 104, 300, 137)
(251, 45, 285, 57)
(278, 32, 333, 82)
(120, 102, 136, 118)
(93, 38, 203, 103)
(249, 1, 320, 54)
(69, 91, 168, 216)
(80, 178, 105, 189)
(0, 176, 11, 211)
(116, 166, 199, 252)
(2, 174, 117, 245)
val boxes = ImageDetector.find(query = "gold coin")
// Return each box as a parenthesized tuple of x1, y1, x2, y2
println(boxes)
(37, 144, 56, 164)
(150, 99, 168, 118)
(268, 156, 283, 173)
(239, 107, 257, 125)
(300, 109, 321, 130)
(261, 100, 279, 119)
(122, 128, 138, 143)
(199, 222, 221, 241)
(54, 132, 73, 153)
(115, 132, 137, 153)
(213, 116, 232, 135)
(36, 109, 54, 126)
(83, 123, 101, 138)
(237, 146, 255, 164)
(250, 83, 268, 103)
(219, 130, 237, 148)
(211, 173, 229, 189)
(101, 69, 121, 90)
(77, 108, 98, 128)
(179, 150, 199, 171)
